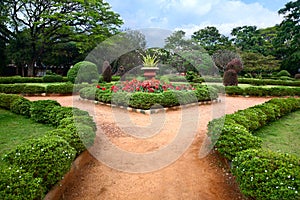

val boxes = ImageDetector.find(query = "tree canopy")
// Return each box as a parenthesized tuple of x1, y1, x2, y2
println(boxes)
(0, 0, 123, 76)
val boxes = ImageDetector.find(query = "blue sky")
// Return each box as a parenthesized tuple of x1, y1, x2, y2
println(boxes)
(105, 0, 290, 36)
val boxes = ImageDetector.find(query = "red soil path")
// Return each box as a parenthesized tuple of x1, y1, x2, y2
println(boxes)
(26, 95, 271, 200)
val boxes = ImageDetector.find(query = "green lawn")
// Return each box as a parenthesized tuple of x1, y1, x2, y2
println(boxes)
(255, 110, 300, 157)
(0, 109, 54, 157)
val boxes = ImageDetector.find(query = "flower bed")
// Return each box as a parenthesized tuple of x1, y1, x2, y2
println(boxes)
(207, 97, 300, 199)
(79, 79, 219, 110)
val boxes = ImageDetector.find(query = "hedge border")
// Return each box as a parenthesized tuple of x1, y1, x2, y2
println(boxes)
(78, 97, 221, 115)
(0, 93, 97, 199)
(207, 97, 300, 199)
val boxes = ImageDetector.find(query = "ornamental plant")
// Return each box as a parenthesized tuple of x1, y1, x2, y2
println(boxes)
(140, 53, 159, 67)
(223, 58, 243, 86)
(100, 79, 195, 93)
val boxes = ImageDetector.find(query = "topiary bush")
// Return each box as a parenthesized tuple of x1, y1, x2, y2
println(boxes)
(2, 136, 76, 191)
(0, 84, 25, 94)
(67, 61, 99, 83)
(232, 149, 300, 200)
(277, 70, 291, 77)
(10, 97, 32, 117)
(223, 69, 238, 86)
(102, 61, 112, 83)
(30, 100, 61, 123)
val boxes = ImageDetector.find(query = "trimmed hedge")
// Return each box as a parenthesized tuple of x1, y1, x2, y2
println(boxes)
(80, 85, 218, 110)
(225, 86, 300, 96)
(232, 149, 300, 200)
(207, 97, 300, 199)
(0, 93, 97, 199)
(42, 75, 63, 83)
(2, 136, 76, 191)
(46, 82, 73, 94)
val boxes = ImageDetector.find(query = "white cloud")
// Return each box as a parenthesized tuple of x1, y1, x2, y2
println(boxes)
(106, 0, 284, 36)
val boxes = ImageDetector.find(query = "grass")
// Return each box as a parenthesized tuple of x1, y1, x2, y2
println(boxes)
(255, 110, 300, 157)
(0, 109, 55, 157)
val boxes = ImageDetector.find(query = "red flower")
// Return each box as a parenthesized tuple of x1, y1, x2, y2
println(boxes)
(102, 88, 106, 91)
(96, 85, 100, 89)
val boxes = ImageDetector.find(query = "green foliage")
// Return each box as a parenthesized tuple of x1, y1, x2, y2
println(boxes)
(46, 82, 74, 94)
(0, 84, 25, 94)
(112, 75, 121, 81)
(213, 122, 262, 160)
(79, 86, 97, 100)
(58, 116, 96, 132)
(0, 93, 21, 109)
(232, 149, 300, 200)
(67, 61, 99, 83)
(30, 100, 61, 123)
(23, 85, 45, 94)
(0, 76, 43, 84)
(238, 78, 300, 87)
(10, 97, 32, 117)
(42, 75, 63, 83)
(0, 164, 45, 200)
(2, 136, 76, 191)
(277, 70, 291, 77)
(186, 71, 202, 83)
(225, 86, 300, 97)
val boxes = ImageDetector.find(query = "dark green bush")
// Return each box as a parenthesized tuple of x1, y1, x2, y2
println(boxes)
(160, 90, 179, 107)
(232, 149, 300, 200)
(252, 103, 281, 122)
(46, 82, 73, 94)
(0, 164, 45, 200)
(0, 93, 22, 109)
(67, 61, 99, 83)
(238, 78, 300, 87)
(0, 76, 43, 84)
(96, 89, 112, 103)
(225, 86, 244, 95)
(30, 100, 61, 123)
(2, 136, 76, 191)
(0, 84, 25, 94)
(10, 97, 32, 117)
(129, 92, 162, 109)
(42, 75, 63, 83)
(111, 92, 132, 106)
(23, 85, 45, 94)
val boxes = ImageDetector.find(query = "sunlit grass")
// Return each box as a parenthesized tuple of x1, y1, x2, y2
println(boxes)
(255, 110, 300, 157)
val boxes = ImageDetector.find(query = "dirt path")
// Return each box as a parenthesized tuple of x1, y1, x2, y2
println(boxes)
(26, 95, 272, 200)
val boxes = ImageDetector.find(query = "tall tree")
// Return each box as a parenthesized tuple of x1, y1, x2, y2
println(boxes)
(231, 25, 265, 54)
(1, 0, 123, 76)
(192, 26, 233, 55)
(275, 0, 300, 75)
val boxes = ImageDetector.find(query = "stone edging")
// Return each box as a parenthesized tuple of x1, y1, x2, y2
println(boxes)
(44, 151, 93, 200)
(78, 98, 221, 115)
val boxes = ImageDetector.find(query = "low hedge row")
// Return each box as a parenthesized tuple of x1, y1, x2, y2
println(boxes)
(0, 93, 96, 199)
(0, 83, 89, 95)
(238, 78, 300, 86)
(0, 76, 68, 84)
(225, 86, 300, 96)
(80, 85, 218, 110)
(207, 97, 300, 199)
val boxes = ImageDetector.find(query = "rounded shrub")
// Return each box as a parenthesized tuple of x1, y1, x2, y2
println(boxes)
(58, 116, 97, 131)
(30, 100, 61, 123)
(223, 69, 238, 86)
(0, 93, 22, 110)
(232, 149, 300, 200)
(277, 70, 291, 77)
(67, 61, 99, 83)
(2, 136, 76, 190)
(10, 97, 32, 117)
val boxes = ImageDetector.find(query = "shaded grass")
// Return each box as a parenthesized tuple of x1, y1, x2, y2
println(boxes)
(0, 109, 54, 157)
(255, 110, 300, 157)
